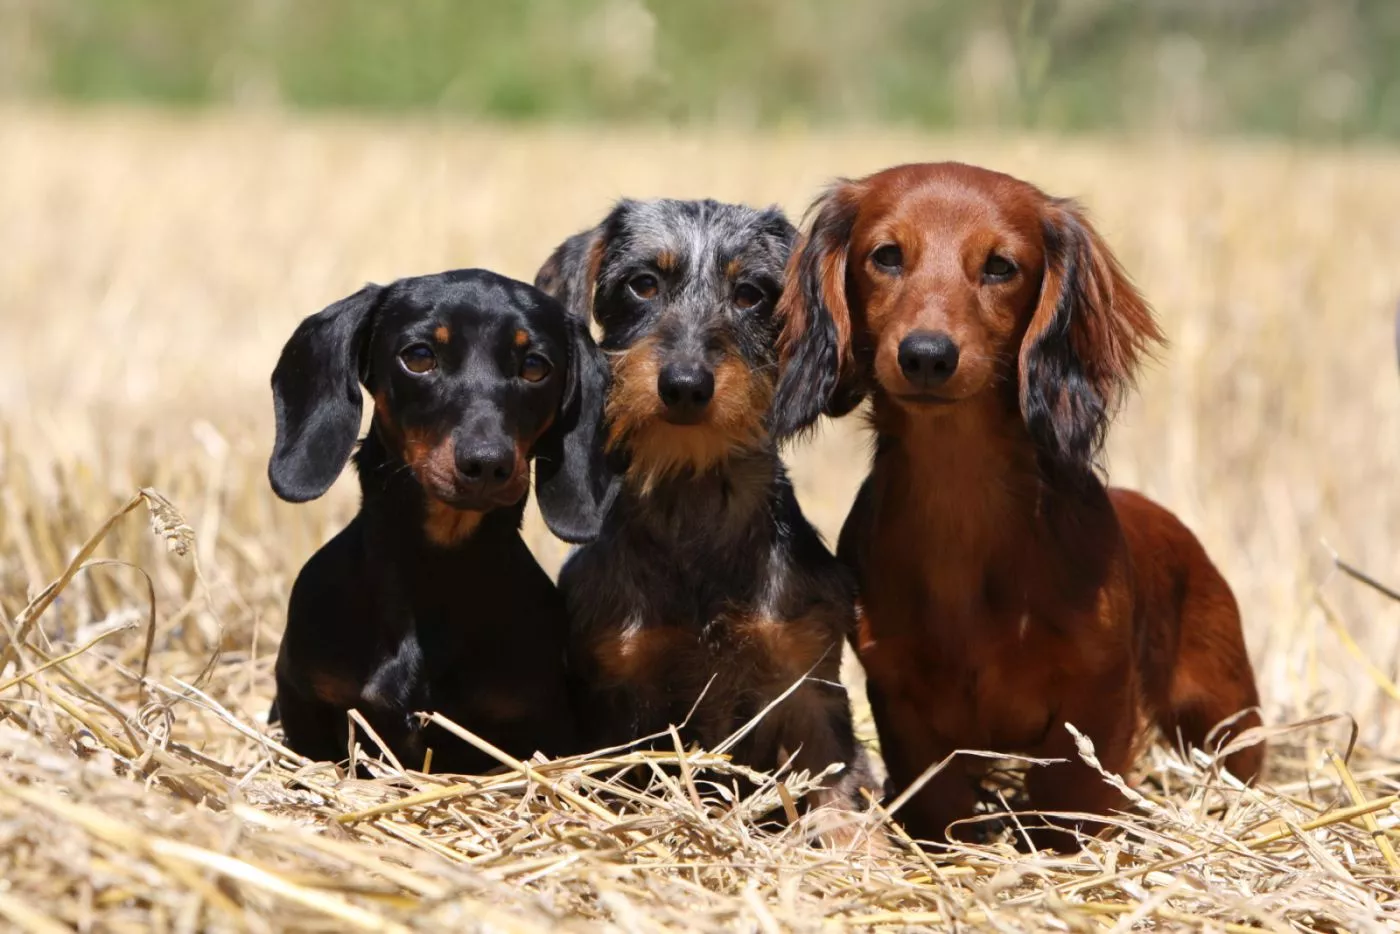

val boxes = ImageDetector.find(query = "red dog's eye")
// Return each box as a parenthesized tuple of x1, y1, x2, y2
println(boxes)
(871, 244, 903, 271)
(733, 283, 765, 309)
(983, 254, 1017, 282)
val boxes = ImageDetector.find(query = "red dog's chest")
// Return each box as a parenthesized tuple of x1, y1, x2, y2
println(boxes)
(857, 599, 1069, 753)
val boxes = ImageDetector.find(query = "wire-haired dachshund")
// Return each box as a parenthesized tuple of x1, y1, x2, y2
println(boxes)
(267, 269, 610, 774)
(774, 163, 1264, 851)
(535, 199, 876, 838)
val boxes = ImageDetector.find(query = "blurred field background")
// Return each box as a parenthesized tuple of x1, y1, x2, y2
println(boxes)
(3, 2, 1400, 931)
(5, 0, 1400, 138)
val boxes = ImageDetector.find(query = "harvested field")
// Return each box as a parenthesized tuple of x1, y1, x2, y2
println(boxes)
(1, 106, 1399, 931)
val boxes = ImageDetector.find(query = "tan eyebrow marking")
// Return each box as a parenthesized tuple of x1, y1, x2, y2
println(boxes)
(434, 325, 450, 344)
(514, 329, 530, 347)
(656, 251, 678, 273)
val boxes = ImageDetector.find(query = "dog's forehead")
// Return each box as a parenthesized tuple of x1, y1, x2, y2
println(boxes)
(614, 200, 789, 272)
(384, 272, 565, 338)
(866, 164, 1044, 235)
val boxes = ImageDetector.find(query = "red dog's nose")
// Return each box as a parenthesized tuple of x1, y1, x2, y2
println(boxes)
(897, 331, 960, 388)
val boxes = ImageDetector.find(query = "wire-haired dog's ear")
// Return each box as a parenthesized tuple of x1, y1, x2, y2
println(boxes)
(771, 181, 867, 440)
(268, 284, 382, 502)
(535, 216, 614, 322)
(1020, 199, 1164, 479)
(754, 204, 799, 254)
(534, 313, 616, 543)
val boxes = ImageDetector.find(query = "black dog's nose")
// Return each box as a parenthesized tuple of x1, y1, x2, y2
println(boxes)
(897, 331, 960, 389)
(657, 361, 715, 423)
(457, 441, 516, 489)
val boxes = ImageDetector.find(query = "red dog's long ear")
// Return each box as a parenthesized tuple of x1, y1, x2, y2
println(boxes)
(771, 180, 868, 439)
(1020, 198, 1164, 477)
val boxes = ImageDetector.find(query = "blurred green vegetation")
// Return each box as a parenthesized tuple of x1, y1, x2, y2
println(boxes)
(3, 0, 1398, 138)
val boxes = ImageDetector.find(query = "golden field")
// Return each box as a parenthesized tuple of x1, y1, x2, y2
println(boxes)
(1, 106, 1399, 931)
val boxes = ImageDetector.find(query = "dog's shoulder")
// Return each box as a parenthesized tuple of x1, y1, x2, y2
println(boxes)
(278, 515, 384, 672)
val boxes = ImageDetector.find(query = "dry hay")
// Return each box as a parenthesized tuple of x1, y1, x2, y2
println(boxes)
(1, 107, 1400, 931)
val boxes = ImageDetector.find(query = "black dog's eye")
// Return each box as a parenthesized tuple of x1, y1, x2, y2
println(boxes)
(399, 343, 438, 374)
(520, 352, 552, 383)
(872, 244, 903, 271)
(983, 254, 1017, 283)
(628, 274, 659, 301)
(733, 283, 765, 310)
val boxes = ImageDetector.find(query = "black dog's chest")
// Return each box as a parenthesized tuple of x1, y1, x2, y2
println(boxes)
(352, 621, 557, 773)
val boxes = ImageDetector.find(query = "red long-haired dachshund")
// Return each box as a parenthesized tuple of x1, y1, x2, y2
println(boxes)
(773, 162, 1264, 852)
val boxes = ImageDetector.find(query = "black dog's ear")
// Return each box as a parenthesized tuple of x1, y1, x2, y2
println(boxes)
(268, 284, 383, 502)
(771, 180, 868, 440)
(534, 313, 616, 543)
(1020, 199, 1164, 480)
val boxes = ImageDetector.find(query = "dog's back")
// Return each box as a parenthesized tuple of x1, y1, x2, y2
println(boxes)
(1110, 489, 1263, 781)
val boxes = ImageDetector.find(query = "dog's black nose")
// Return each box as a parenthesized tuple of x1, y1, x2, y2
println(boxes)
(457, 441, 516, 490)
(657, 361, 715, 423)
(897, 331, 960, 389)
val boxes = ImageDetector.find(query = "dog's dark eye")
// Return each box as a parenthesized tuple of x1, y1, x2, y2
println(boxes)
(399, 343, 438, 374)
(520, 352, 552, 383)
(628, 274, 659, 301)
(983, 254, 1017, 283)
(872, 244, 903, 271)
(733, 283, 765, 310)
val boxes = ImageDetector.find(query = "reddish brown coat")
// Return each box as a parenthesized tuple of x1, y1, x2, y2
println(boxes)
(776, 162, 1263, 851)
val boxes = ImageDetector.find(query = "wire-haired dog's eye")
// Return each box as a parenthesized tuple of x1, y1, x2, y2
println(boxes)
(733, 283, 765, 310)
(520, 352, 552, 383)
(628, 274, 659, 300)
(399, 343, 438, 374)
(871, 244, 903, 271)
(982, 254, 1017, 283)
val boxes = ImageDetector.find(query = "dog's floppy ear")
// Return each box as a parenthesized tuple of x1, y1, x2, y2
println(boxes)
(534, 312, 616, 543)
(753, 204, 800, 259)
(771, 180, 868, 440)
(268, 284, 383, 502)
(1020, 199, 1164, 479)
(535, 222, 611, 323)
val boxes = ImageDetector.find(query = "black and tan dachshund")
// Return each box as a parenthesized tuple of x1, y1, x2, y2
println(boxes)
(535, 199, 876, 838)
(267, 269, 611, 774)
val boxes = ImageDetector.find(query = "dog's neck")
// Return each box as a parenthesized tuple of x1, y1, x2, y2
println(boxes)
(353, 427, 524, 555)
(868, 390, 1044, 564)
(861, 389, 1118, 638)
(613, 442, 779, 548)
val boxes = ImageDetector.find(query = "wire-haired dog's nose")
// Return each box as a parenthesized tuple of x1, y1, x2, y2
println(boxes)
(657, 361, 715, 423)
(457, 441, 516, 491)
(897, 331, 960, 389)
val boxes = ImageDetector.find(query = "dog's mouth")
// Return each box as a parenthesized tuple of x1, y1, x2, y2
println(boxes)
(419, 470, 529, 512)
(891, 392, 960, 408)
(435, 489, 521, 511)
(660, 408, 708, 427)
